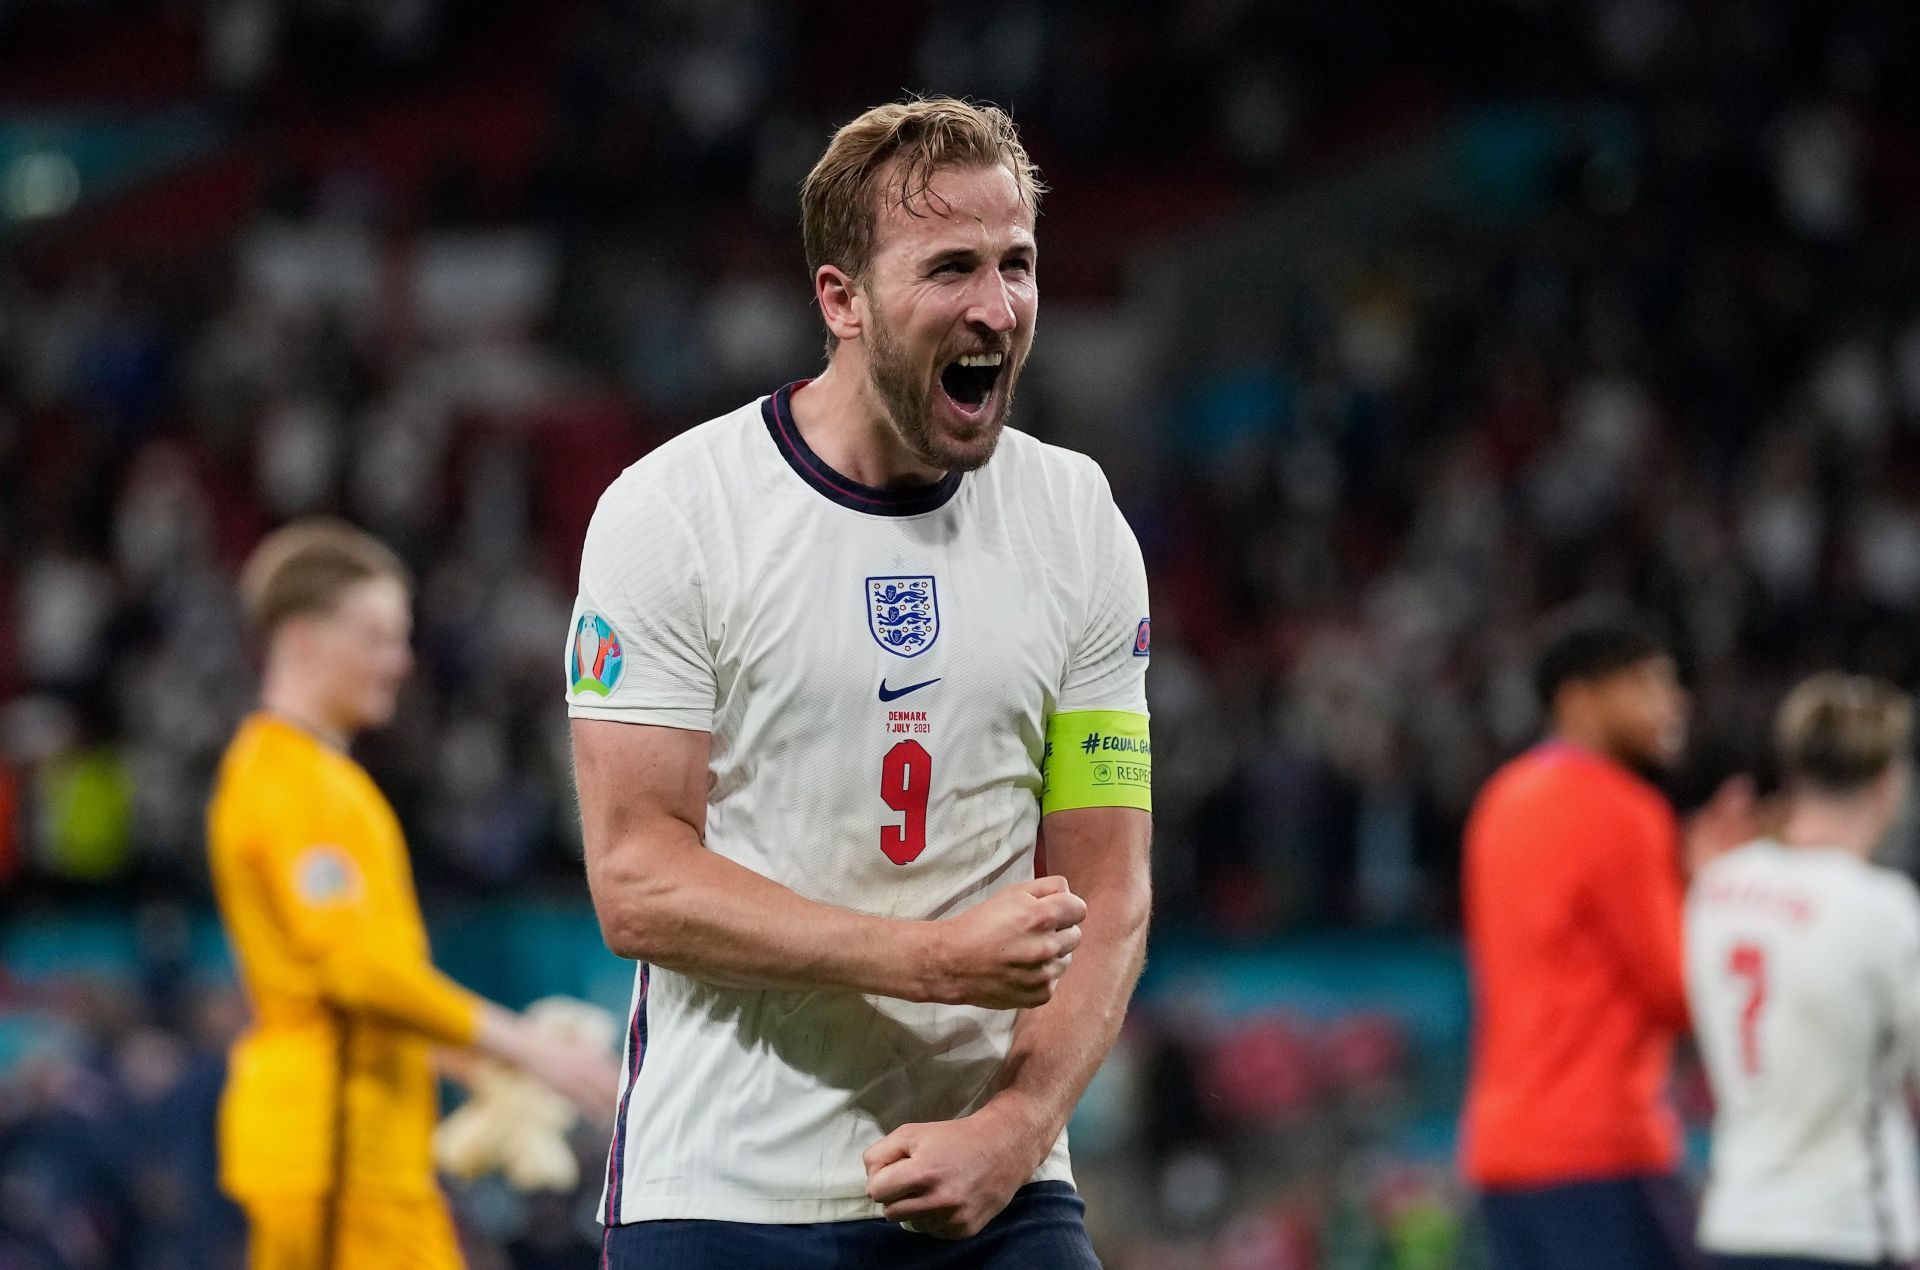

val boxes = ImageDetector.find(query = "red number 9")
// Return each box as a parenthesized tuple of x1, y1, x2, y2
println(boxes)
(880, 740, 932, 865)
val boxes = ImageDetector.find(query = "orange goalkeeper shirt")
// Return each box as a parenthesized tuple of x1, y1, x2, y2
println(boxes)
(1460, 741, 1689, 1186)
(208, 713, 483, 1199)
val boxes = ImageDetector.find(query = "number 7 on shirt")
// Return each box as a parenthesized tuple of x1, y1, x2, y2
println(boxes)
(1727, 942, 1768, 1076)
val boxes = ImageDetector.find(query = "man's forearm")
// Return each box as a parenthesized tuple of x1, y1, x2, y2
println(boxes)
(978, 875, 1149, 1158)
(576, 719, 948, 1002)
(590, 826, 941, 1001)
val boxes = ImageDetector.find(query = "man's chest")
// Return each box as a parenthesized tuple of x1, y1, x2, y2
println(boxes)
(707, 509, 1082, 745)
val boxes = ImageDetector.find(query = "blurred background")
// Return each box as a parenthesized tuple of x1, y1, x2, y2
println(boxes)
(2, 0, 1918, 1264)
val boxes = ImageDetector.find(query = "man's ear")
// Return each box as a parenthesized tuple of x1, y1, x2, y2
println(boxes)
(816, 265, 863, 344)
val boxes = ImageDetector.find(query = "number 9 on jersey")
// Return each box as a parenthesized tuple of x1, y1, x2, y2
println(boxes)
(880, 741, 933, 865)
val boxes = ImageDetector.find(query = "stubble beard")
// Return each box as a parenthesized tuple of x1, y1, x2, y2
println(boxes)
(865, 305, 1016, 474)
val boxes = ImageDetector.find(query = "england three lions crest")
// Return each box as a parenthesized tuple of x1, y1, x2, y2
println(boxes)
(867, 575, 939, 658)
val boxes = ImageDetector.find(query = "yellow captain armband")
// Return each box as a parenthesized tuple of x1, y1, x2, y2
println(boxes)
(1042, 710, 1152, 814)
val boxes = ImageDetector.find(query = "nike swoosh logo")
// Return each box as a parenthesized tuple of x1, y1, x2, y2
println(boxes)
(878, 677, 941, 702)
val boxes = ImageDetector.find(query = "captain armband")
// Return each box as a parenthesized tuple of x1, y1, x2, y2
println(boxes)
(1041, 710, 1152, 814)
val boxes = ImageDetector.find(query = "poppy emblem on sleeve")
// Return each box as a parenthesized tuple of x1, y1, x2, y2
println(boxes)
(570, 612, 625, 697)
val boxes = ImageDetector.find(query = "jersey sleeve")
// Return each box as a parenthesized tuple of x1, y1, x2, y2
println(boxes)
(565, 475, 715, 730)
(1055, 469, 1150, 717)
(250, 789, 483, 1046)
(1042, 466, 1152, 815)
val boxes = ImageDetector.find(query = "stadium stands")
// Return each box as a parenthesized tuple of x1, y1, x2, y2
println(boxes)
(5, 0, 1920, 1263)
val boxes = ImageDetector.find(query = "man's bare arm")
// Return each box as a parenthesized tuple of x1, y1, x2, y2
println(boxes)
(983, 803, 1151, 1141)
(572, 718, 1082, 1007)
(863, 804, 1150, 1237)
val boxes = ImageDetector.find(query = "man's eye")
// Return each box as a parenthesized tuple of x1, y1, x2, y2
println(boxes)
(933, 262, 966, 276)
(1003, 259, 1033, 274)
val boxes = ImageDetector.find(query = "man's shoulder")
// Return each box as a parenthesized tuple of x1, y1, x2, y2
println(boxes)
(1782, 857, 1920, 965)
(209, 716, 351, 841)
(608, 397, 765, 491)
(214, 715, 316, 792)
(978, 430, 1130, 567)
(591, 397, 768, 524)
(1703, 845, 1920, 930)
(988, 427, 1111, 500)
(1473, 744, 1672, 842)
(1692, 839, 1779, 892)
(1482, 743, 1655, 804)
(1846, 859, 1920, 931)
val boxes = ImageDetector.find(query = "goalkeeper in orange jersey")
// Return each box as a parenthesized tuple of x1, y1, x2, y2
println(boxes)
(208, 519, 620, 1270)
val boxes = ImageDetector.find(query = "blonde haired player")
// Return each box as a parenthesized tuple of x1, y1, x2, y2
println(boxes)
(1688, 673, 1920, 1269)
(570, 97, 1151, 1266)
(209, 519, 619, 1269)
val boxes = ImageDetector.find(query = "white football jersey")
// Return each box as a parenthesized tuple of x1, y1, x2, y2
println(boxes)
(565, 383, 1151, 1225)
(1687, 839, 1920, 1261)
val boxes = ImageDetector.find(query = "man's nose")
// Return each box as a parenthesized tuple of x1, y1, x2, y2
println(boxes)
(964, 272, 1018, 333)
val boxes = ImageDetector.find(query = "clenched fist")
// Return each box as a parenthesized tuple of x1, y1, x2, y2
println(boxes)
(923, 876, 1085, 1009)
(864, 1110, 1035, 1239)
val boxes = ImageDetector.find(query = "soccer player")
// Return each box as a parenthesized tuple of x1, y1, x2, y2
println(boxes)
(1462, 607, 1743, 1270)
(209, 519, 619, 1269)
(1689, 673, 1919, 1269)
(567, 98, 1152, 1267)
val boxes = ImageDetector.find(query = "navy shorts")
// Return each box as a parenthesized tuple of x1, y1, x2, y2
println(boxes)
(1714, 1258, 1906, 1270)
(602, 1181, 1101, 1269)
(1480, 1173, 1705, 1270)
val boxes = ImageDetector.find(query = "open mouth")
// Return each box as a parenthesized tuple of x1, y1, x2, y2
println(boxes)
(938, 351, 1005, 415)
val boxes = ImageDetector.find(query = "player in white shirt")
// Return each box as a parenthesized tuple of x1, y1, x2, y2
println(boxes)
(1687, 673, 1920, 1270)
(566, 98, 1152, 1268)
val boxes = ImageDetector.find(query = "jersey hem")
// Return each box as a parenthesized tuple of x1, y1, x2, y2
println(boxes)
(606, 1163, 1075, 1226)
(1464, 1151, 1681, 1189)
(609, 1194, 886, 1224)
(1699, 1228, 1916, 1261)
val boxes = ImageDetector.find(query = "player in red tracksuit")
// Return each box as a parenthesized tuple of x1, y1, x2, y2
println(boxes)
(1463, 606, 1750, 1270)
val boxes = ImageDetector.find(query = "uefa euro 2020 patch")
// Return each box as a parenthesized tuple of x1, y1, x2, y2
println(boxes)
(570, 611, 625, 697)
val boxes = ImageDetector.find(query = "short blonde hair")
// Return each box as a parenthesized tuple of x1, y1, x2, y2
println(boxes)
(1775, 672, 1914, 795)
(800, 96, 1045, 281)
(238, 518, 410, 640)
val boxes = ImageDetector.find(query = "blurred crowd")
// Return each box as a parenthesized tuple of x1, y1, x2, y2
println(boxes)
(5, 0, 1920, 1263)
(6, 0, 1920, 932)
(1132, 0, 1920, 937)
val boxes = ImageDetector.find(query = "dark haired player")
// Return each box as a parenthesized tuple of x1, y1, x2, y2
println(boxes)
(1461, 607, 1748, 1270)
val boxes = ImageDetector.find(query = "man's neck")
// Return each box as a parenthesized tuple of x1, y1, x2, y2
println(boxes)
(1778, 796, 1881, 860)
(260, 670, 351, 751)
(788, 360, 948, 489)
(1548, 722, 1623, 768)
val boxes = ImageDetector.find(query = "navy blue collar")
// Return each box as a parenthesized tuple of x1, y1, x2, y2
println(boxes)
(762, 382, 963, 517)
